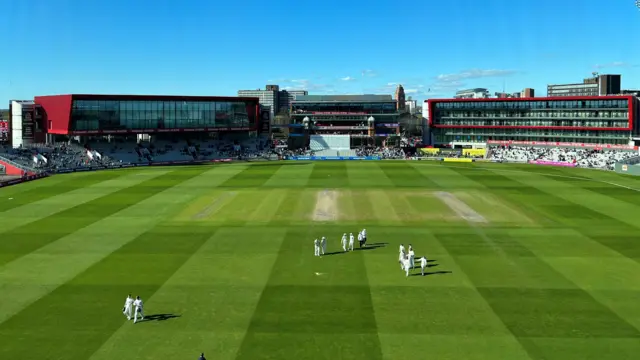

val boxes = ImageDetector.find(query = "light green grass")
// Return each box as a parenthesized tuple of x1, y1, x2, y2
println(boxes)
(0, 161, 639, 360)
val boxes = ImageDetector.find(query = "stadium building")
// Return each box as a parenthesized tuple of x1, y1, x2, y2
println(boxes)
(289, 95, 401, 150)
(426, 95, 639, 148)
(6, 94, 265, 148)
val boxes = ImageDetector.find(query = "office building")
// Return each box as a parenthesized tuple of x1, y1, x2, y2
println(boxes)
(405, 97, 417, 114)
(427, 95, 638, 147)
(395, 85, 406, 110)
(547, 74, 621, 97)
(238, 85, 308, 116)
(454, 88, 490, 99)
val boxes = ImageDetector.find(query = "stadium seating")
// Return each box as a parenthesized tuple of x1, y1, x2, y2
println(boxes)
(489, 146, 637, 170)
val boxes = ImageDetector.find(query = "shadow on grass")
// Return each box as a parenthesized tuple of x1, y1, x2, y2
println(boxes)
(140, 313, 181, 322)
(321, 243, 387, 256)
(410, 270, 452, 277)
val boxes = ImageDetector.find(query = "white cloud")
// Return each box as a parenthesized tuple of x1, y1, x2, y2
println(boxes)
(361, 69, 377, 77)
(281, 79, 331, 92)
(435, 69, 516, 83)
(427, 68, 517, 93)
(387, 82, 397, 86)
(404, 89, 419, 94)
(340, 76, 355, 81)
(593, 61, 629, 69)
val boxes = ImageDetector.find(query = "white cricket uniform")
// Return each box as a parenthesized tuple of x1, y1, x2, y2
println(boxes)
(399, 253, 406, 270)
(341, 235, 347, 251)
(357, 233, 363, 246)
(399, 245, 405, 255)
(348, 234, 354, 251)
(314, 239, 320, 256)
(321, 238, 326, 255)
(133, 299, 144, 323)
(361, 229, 367, 242)
(403, 258, 411, 277)
(408, 249, 415, 269)
(420, 257, 427, 275)
(123, 296, 134, 320)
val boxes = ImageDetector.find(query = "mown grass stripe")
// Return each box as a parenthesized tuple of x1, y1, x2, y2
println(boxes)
(218, 163, 283, 188)
(377, 161, 440, 188)
(0, 171, 126, 213)
(0, 169, 206, 266)
(0, 226, 216, 360)
(234, 228, 383, 359)
(0, 167, 221, 325)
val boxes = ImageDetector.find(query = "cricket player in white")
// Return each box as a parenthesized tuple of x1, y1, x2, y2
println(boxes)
(321, 236, 327, 255)
(341, 233, 347, 252)
(314, 238, 320, 256)
(403, 257, 411, 277)
(420, 257, 428, 276)
(122, 294, 134, 320)
(357, 232, 363, 248)
(348, 233, 355, 251)
(399, 244, 406, 269)
(408, 247, 415, 269)
(133, 296, 144, 323)
(361, 229, 367, 244)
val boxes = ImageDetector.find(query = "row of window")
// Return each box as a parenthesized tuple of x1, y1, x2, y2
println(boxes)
(291, 103, 398, 114)
(433, 134, 629, 145)
(291, 115, 399, 121)
(433, 99, 628, 110)
(70, 107, 255, 131)
(72, 100, 254, 113)
(436, 110, 628, 119)
(434, 120, 628, 128)
(435, 129, 630, 137)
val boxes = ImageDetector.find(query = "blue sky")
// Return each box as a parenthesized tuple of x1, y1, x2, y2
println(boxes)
(2, 0, 639, 105)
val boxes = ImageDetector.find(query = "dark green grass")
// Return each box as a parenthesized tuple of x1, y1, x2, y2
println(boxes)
(0, 161, 639, 360)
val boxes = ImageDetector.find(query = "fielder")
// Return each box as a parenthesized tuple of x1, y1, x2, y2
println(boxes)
(133, 296, 144, 324)
(122, 294, 134, 320)
(314, 238, 320, 257)
(399, 244, 406, 270)
(348, 233, 355, 251)
(321, 236, 327, 255)
(408, 247, 415, 269)
(357, 232, 364, 248)
(341, 233, 347, 252)
(403, 256, 411, 277)
(361, 228, 367, 246)
(420, 256, 428, 276)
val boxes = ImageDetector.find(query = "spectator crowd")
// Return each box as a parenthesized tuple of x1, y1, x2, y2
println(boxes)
(489, 146, 638, 170)
(356, 146, 406, 159)
(0, 143, 123, 172)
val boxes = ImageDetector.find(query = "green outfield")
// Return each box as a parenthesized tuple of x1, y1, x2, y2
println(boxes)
(1, 161, 640, 360)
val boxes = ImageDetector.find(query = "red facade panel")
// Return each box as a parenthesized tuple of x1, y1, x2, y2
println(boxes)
(34, 95, 73, 135)
(427, 95, 635, 131)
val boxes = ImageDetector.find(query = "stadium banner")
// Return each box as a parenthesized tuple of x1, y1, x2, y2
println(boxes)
(528, 160, 576, 167)
(287, 156, 381, 161)
(0, 173, 48, 188)
(419, 148, 440, 155)
(462, 149, 486, 157)
(442, 158, 473, 163)
(487, 140, 638, 151)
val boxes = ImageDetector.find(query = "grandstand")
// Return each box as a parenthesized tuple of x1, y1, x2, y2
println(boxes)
(289, 95, 402, 151)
